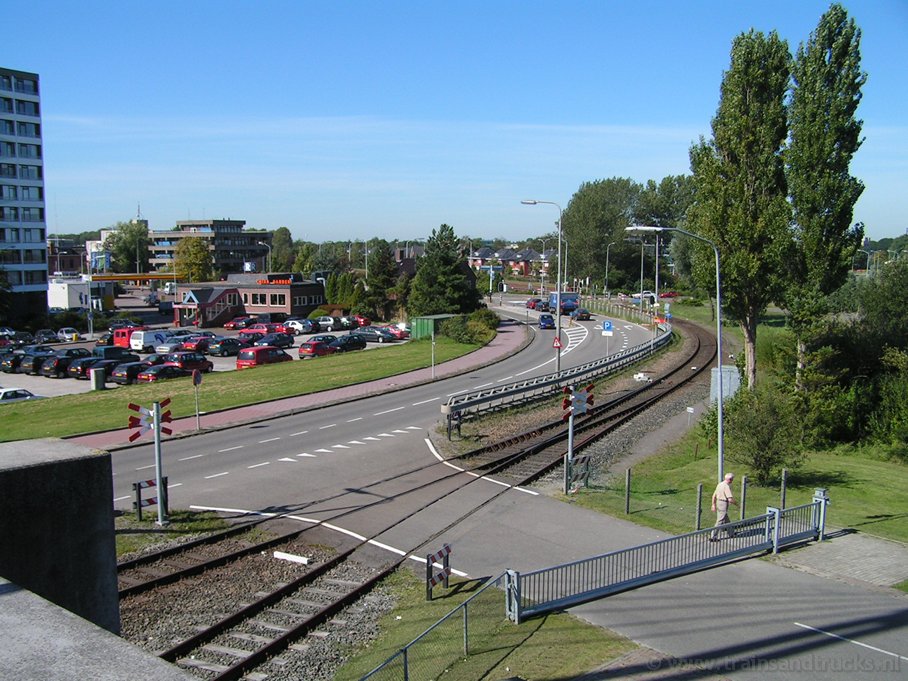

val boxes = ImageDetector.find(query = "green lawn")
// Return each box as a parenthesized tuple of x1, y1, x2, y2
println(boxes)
(334, 570, 635, 680)
(0, 337, 484, 441)
(569, 429, 908, 544)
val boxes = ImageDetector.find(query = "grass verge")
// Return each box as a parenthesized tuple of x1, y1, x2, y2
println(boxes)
(569, 429, 908, 544)
(0, 337, 482, 441)
(114, 509, 231, 558)
(334, 569, 635, 680)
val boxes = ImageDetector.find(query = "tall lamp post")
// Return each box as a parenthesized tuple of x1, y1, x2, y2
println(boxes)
(604, 241, 616, 297)
(627, 225, 725, 482)
(257, 241, 272, 273)
(522, 199, 563, 373)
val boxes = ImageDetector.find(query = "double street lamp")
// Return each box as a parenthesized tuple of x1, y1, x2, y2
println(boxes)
(626, 225, 726, 482)
(522, 199, 564, 374)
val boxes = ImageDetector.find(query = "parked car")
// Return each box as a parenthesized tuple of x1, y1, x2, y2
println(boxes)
(526, 298, 543, 309)
(56, 327, 82, 342)
(136, 364, 193, 383)
(15, 346, 58, 375)
(659, 291, 680, 298)
(350, 326, 397, 343)
(34, 329, 58, 343)
(40, 348, 93, 377)
(130, 330, 172, 354)
(142, 353, 169, 366)
(538, 314, 556, 329)
(108, 319, 142, 332)
(207, 337, 251, 357)
(570, 308, 592, 321)
(92, 346, 140, 363)
(69, 357, 120, 381)
(110, 361, 154, 385)
(0, 388, 45, 403)
(298, 340, 334, 359)
(309, 334, 337, 345)
(281, 318, 319, 335)
(235, 331, 265, 345)
(224, 316, 255, 330)
(235, 345, 293, 369)
(535, 300, 550, 312)
(155, 338, 187, 354)
(95, 332, 114, 347)
(327, 335, 367, 353)
(161, 351, 213, 372)
(351, 314, 371, 327)
(181, 334, 216, 352)
(242, 323, 281, 336)
(253, 332, 294, 349)
(315, 316, 343, 332)
(380, 324, 410, 340)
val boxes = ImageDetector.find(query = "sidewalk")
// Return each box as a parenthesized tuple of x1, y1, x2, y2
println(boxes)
(68, 318, 531, 451)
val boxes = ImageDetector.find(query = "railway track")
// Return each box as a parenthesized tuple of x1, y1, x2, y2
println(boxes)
(118, 318, 714, 680)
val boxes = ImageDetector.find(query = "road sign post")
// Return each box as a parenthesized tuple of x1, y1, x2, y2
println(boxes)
(128, 399, 173, 525)
(192, 369, 202, 430)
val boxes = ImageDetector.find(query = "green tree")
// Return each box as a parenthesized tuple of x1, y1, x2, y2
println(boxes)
(363, 239, 398, 320)
(634, 175, 696, 228)
(292, 242, 318, 276)
(785, 3, 866, 388)
(270, 227, 294, 272)
(102, 220, 149, 272)
(174, 236, 214, 283)
(408, 224, 480, 317)
(688, 29, 792, 389)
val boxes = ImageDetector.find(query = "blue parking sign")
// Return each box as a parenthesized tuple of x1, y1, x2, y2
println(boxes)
(602, 320, 613, 332)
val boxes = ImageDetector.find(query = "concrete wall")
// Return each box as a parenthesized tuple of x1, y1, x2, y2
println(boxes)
(0, 439, 120, 633)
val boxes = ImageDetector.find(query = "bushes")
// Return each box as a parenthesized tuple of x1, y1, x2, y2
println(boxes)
(438, 310, 499, 344)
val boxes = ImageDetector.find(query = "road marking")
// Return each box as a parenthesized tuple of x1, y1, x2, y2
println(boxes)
(289, 430, 309, 437)
(412, 397, 440, 405)
(473, 382, 493, 389)
(348, 440, 366, 445)
(423, 439, 538, 496)
(114, 495, 131, 502)
(497, 375, 514, 382)
(363, 436, 380, 441)
(248, 462, 270, 469)
(278, 457, 296, 463)
(218, 445, 243, 452)
(332, 444, 350, 449)
(204, 472, 229, 479)
(136, 464, 155, 471)
(314, 448, 332, 453)
(167, 482, 182, 489)
(319, 423, 337, 429)
(794, 622, 908, 661)
(179, 454, 204, 461)
(446, 389, 468, 397)
(258, 437, 280, 444)
(297, 453, 316, 458)
(374, 406, 405, 415)
(377, 433, 395, 437)
(392, 429, 408, 434)
(406, 426, 423, 430)
(346, 417, 363, 423)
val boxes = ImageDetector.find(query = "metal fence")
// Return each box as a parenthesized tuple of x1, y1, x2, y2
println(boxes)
(505, 490, 830, 624)
(361, 573, 509, 681)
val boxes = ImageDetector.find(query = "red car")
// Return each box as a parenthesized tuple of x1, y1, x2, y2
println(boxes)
(137, 365, 192, 382)
(181, 334, 214, 352)
(224, 316, 254, 330)
(526, 298, 543, 309)
(352, 314, 371, 327)
(161, 351, 214, 372)
(381, 324, 410, 340)
(241, 323, 281, 336)
(298, 340, 334, 359)
(659, 291, 680, 298)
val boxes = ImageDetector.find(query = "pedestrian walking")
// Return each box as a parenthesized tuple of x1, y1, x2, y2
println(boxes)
(709, 472, 737, 541)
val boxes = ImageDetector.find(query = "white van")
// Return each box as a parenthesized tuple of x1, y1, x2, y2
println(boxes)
(130, 330, 171, 353)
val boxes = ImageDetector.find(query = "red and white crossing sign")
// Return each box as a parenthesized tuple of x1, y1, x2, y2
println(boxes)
(553, 337, 563, 349)
(127, 402, 152, 442)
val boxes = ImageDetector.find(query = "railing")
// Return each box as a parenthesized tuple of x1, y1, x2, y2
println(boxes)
(505, 489, 830, 624)
(361, 573, 509, 681)
(441, 314, 669, 425)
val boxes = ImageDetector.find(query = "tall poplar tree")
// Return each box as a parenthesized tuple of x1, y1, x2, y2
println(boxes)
(688, 29, 792, 389)
(785, 3, 865, 387)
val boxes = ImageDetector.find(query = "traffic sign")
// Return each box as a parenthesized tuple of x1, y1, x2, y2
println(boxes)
(553, 337, 563, 349)
(192, 369, 202, 386)
(602, 320, 613, 332)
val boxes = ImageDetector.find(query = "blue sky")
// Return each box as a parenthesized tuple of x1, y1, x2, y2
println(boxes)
(10, 0, 907, 242)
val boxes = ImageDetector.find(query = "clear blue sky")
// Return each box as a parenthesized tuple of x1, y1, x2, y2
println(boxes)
(9, 0, 907, 242)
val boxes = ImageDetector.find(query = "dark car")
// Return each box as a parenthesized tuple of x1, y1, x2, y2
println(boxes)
(137, 364, 192, 383)
(538, 314, 556, 329)
(95, 332, 114, 347)
(350, 326, 397, 343)
(570, 308, 592, 321)
(298, 340, 334, 359)
(40, 348, 93, 377)
(253, 332, 294, 349)
(162, 351, 213, 372)
(34, 328, 58, 344)
(69, 358, 120, 381)
(110, 361, 154, 385)
(224, 316, 255, 330)
(15, 346, 58, 375)
(526, 298, 543, 309)
(328, 335, 367, 353)
(208, 337, 252, 357)
(108, 319, 141, 332)
(535, 300, 550, 312)
(309, 334, 337, 345)
(142, 353, 170, 366)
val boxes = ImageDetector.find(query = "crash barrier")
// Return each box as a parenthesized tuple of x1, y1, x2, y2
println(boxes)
(132, 477, 168, 521)
(361, 572, 509, 681)
(504, 489, 830, 624)
(441, 317, 671, 436)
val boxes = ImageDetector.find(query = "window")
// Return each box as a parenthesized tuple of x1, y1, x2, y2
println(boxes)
(0, 185, 16, 200)
(0, 75, 11, 91)
(17, 144, 40, 159)
(250, 293, 267, 305)
(18, 165, 40, 179)
(20, 186, 40, 201)
(0, 119, 13, 135)
(14, 78, 38, 95)
(23, 270, 47, 285)
(242, 293, 248, 304)
(23, 249, 45, 264)
(0, 163, 15, 178)
(0, 207, 18, 221)
(269, 293, 286, 306)
(16, 122, 39, 137)
(0, 142, 14, 158)
(16, 100, 39, 116)
(0, 248, 17, 263)
(0, 98, 12, 113)
(21, 208, 44, 222)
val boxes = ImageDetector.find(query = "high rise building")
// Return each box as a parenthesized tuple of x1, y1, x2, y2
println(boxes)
(1, 67, 47, 320)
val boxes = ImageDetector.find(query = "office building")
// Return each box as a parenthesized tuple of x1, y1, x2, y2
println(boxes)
(148, 219, 273, 275)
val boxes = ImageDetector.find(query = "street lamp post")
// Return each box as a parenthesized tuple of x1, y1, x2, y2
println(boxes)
(522, 199, 563, 373)
(257, 241, 272, 273)
(604, 241, 616, 297)
(627, 225, 725, 482)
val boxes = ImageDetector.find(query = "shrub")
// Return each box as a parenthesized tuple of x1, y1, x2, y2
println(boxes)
(469, 308, 500, 331)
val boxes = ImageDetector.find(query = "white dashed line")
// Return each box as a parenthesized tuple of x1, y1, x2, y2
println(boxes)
(289, 431, 309, 437)
(205, 472, 229, 479)
(259, 437, 280, 444)
(347, 417, 363, 423)
(332, 444, 350, 449)
(136, 464, 155, 471)
(248, 462, 270, 469)
(473, 382, 493, 389)
(297, 453, 316, 458)
(278, 458, 296, 463)
(374, 406, 405, 416)
(218, 446, 243, 452)
(319, 424, 337, 430)
(179, 454, 204, 461)
(412, 397, 440, 405)
(348, 440, 366, 445)
(794, 622, 908, 662)
(446, 389, 468, 397)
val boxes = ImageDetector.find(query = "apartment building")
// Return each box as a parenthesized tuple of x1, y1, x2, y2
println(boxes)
(0, 67, 47, 319)
(148, 218, 273, 275)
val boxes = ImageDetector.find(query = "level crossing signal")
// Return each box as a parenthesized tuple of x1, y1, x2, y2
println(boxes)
(561, 384, 595, 420)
